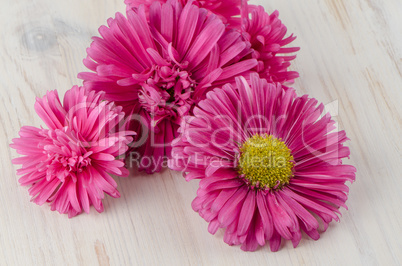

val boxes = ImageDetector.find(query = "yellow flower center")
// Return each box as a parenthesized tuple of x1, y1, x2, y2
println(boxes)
(238, 134, 294, 190)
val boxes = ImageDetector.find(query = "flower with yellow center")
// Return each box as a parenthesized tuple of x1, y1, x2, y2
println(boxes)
(238, 134, 294, 190)
(170, 75, 356, 251)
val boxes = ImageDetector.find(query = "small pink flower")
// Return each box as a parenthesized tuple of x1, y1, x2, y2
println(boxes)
(169, 74, 356, 251)
(79, 0, 257, 173)
(125, 0, 244, 26)
(10, 86, 134, 217)
(240, 3, 300, 83)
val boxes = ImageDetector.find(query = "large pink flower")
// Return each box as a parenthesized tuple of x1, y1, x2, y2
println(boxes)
(169, 74, 356, 251)
(78, 0, 257, 173)
(239, 3, 300, 83)
(125, 0, 244, 26)
(10, 86, 134, 217)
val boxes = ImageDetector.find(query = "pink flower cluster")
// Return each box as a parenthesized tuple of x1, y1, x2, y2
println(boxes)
(11, 87, 135, 217)
(10, 0, 355, 252)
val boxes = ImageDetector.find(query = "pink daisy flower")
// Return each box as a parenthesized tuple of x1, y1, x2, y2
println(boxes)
(124, 0, 244, 26)
(169, 74, 356, 251)
(10, 86, 134, 218)
(239, 3, 300, 83)
(78, 0, 257, 173)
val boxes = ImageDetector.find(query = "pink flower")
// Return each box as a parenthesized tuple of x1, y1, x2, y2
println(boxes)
(78, 0, 257, 173)
(125, 0, 244, 26)
(169, 74, 356, 251)
(10, 86, 134, 218)
(239, 3, 300, 83)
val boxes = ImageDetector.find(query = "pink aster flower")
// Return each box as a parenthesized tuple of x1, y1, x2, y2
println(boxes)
(169, 74, 356, 251)
(78, 0, 257, 173)
(239, 2, 300, 83)
(125, 0, 244, 26)
(10, 86, 134, 218)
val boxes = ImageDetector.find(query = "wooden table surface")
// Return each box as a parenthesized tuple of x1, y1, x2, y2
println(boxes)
(0, 0, 401, 265)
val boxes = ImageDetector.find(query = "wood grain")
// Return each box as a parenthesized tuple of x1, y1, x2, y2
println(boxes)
(0, 0, 400, 265)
